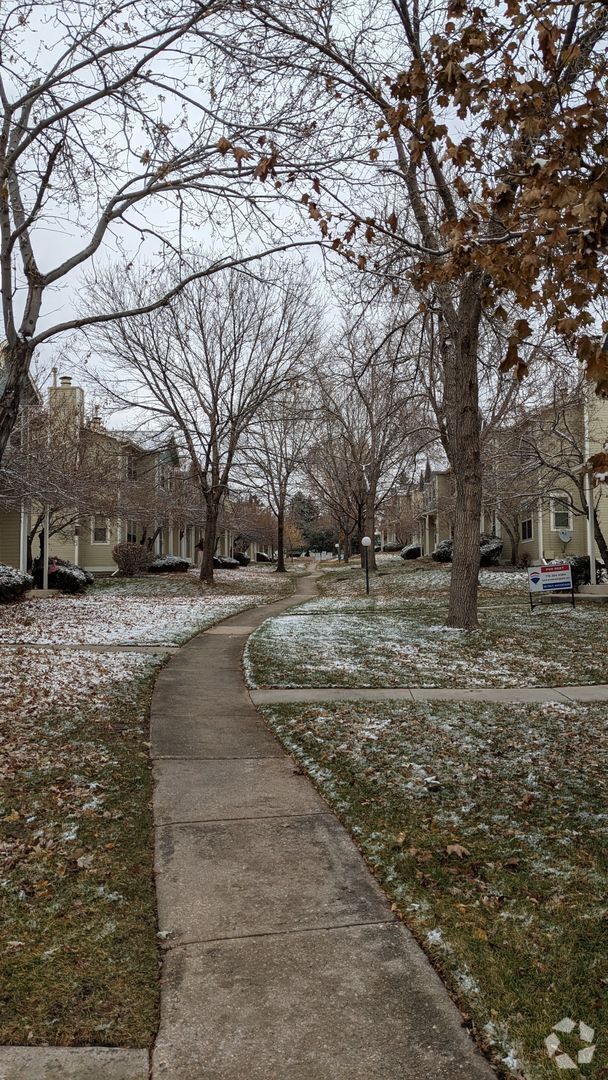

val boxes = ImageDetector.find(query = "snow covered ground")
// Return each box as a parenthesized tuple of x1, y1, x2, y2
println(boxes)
(318, 563, 527, 600)
(0, 592, 260, 646)
(246, 593, 606, 689)
(0, 647, 161, 767)
(0, 565, 297, 646)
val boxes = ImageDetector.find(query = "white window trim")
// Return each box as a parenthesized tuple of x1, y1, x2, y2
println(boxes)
(549, 493, 573, 532)
(91, 515, 111, 545)
(520, 517, 534, 543)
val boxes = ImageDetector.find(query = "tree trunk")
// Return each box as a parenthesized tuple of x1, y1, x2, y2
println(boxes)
(501, 521, 519, 566)
(27, 533, 34, 572)
(0, 340, 34, 468)
(27, 518, 42, 572)
(199, 503, 218, 584)
(444, 283, 483, 630)
(593, 513, 608, 571)
(276, 504, 286, 572)
(361, 496, 377, 572)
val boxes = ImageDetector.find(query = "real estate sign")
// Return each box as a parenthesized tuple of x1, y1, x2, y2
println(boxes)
(527, 564, 573, 592)
(528, 563, 574, 610)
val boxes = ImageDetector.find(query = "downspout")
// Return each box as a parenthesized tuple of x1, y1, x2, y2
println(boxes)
(42, 505, 50, 590)
(583, 387, 597, 583)
(537, 498, 544, 562)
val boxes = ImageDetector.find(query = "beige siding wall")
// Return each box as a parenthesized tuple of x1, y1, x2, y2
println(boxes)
(77, 518, 118, 570)
(587, 393, 608, 455)
(49, 531, 77, 563)
(0, 512, 21, 568)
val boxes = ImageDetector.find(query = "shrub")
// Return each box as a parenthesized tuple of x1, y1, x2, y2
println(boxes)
(234, 552, 251, 566)
(112, 542, 152, 576)
(431, 535, 503, 566)
(32, 557, 90, 593)
(149, 554, 189, 573)
(54, 556, 94, 584)
(431, 539, 453, 563)
(562, 554, 590, 589)
(479, 535, 503, 566)
(0, 564, 34, 603)
(400, 544, 421, 560)
(213, 556, 239, 570)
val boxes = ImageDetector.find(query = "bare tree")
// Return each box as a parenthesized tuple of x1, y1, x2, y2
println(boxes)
(243, 381, 316, 572)
(311, 321, 427, 571)
(86, 263, 319, 582)
(0, 0, 322, 463)
(228, 495, 277, 556)
(225, 0, 608, 626)
(305, 430, 367, 563)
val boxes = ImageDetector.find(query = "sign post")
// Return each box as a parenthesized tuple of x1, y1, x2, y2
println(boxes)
(528, 563, 575, 611)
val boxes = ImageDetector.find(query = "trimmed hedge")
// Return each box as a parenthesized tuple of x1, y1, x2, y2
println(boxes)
(33, 557, 92, 593)
(149, 554, 190, 573)
(0, 564, 34, 603)
(431, 539, 453, 563)
(431, 535, 503, 566)
(400, 544, 421, 560)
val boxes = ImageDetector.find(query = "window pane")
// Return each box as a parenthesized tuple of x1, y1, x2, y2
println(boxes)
(554, 503, 570, 528)
(94, 516, 108, 543)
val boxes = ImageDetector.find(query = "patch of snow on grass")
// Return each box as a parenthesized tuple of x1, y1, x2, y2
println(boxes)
(0, 593, 257, 645)
(0, 647, 158, 723)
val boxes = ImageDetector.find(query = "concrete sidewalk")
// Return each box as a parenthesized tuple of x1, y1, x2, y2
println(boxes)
(251, 683, 608, 705)
(150, 573, 495, 1079)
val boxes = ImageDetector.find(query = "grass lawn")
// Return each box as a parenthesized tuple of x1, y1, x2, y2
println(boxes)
(0, 566, 298, 646)
(259, 697, 608, 1079)
(0, 652, 162, 1045)
(0, 568, 296, 1045)
(245, 560, 607, 688)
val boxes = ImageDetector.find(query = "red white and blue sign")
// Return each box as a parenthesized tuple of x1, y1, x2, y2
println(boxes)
(528, 563, 572, 593)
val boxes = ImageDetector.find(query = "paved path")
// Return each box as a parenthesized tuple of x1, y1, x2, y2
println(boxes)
(150, 573, 495, 1079)
(251, 683, 608, 705)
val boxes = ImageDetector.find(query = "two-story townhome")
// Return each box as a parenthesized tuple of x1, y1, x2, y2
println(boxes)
(1, 368, 272, 574)
(485, 386, 608, 567)
(414, 387, 608, 567)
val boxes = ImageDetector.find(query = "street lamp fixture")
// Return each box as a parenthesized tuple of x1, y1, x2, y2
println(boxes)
(361, 535, 372, 595)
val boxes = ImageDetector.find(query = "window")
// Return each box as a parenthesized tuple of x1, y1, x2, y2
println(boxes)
(92, 515, 109, 544)
(159, 464, 172, 491)
(127, 455, 138, 481)
(521, 517, 533, 542)
(127, 520, 137, 543)
(551, 496, 572, 531)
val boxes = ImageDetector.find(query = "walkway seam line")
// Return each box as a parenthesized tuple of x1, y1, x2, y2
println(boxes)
(162, 917, 397, 951)
(156, 811, 333, 827)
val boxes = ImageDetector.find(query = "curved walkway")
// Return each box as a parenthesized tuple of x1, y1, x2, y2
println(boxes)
(150, 573, 495, 1079)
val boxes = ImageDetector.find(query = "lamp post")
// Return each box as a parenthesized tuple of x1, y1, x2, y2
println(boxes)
(361, 535, 372, 595)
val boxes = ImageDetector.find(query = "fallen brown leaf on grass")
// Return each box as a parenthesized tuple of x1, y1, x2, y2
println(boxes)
(446, 843, 471, 859)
